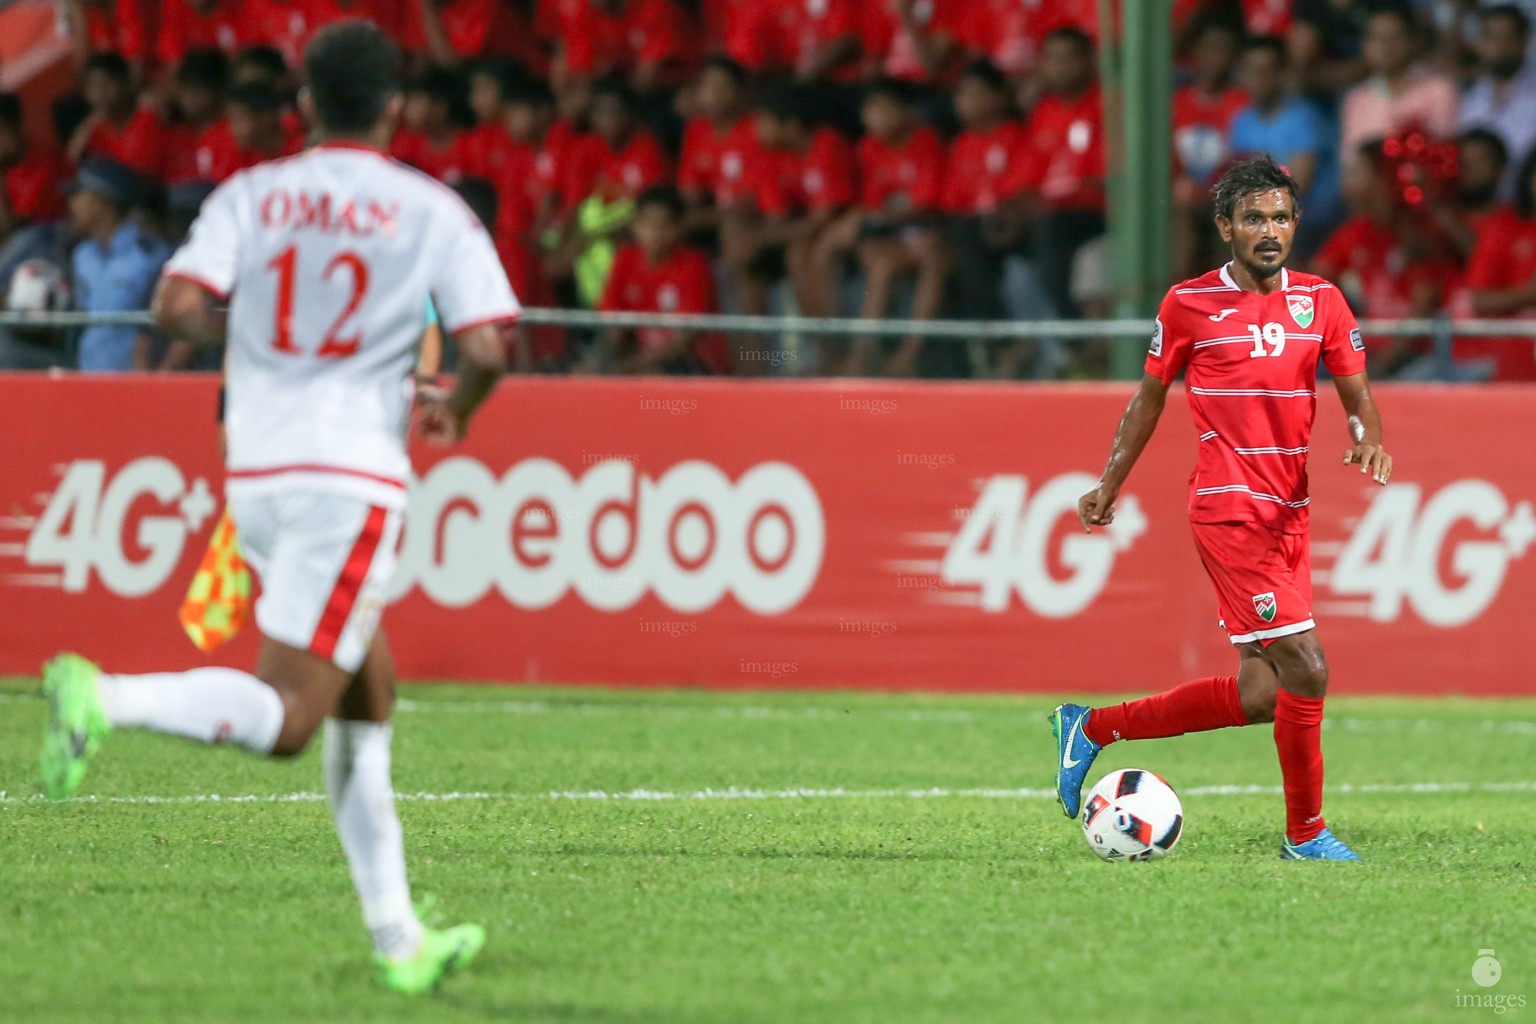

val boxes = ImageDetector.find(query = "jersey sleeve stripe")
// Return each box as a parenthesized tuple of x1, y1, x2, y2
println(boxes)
(163, 269, 230, 301)
(441, 311, 522, 335)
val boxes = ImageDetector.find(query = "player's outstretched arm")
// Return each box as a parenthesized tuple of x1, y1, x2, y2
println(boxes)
(151, 277, 228, 347)
(419, 322, 508, 447)
(1333, 371, 1392, 485)
(1078, 373, 1171, 532)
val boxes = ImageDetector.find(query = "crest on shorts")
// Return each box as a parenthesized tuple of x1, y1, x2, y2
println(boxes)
(1287, 294, 1314, 328)
(1252, 592, 1277, 623)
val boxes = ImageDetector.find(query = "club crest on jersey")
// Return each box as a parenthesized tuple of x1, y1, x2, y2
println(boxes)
(1287, 294, 1314, 328)
(1252, 592, 1277, 623)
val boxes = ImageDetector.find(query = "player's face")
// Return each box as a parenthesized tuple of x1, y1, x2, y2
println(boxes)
(1218, 189, 1296, 280)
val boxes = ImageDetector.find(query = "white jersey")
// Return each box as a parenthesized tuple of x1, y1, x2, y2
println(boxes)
(163, 143, 519, 503)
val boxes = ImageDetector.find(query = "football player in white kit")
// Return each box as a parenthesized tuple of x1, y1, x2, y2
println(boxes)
(38, 21, 519, 995)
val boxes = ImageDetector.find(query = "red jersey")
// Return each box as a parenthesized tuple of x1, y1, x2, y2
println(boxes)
(940, 121, 1025, 215)
(861, 0, 961, 82)
(1313, 215, 1452, 358)
(749, 128, 857, 217)
(4, 153, 66, 223)
(505, 120, 583, 216)
(163, 120, 243, 184)
(85, 109, 165, 180)
(565, 130, 670, 206)
(1462, 213, 1536, 381)
(678, 115, 758, 208)
(600, 243, 731, 373)
(456, 122, 519, 180)
(85, 0, 145, 59)
(157, 0, 249, 64)
(1172, 84, 1246, 185)
(558, 0, 691, 79)
(729, 0, 860, 81)
(1004, 86, 1105, 212)
(1147, 264, 1366, 533)
(858, 127, 945, 213)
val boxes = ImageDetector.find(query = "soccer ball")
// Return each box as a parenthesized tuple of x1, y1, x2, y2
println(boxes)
(1082, 768, 1184, 862)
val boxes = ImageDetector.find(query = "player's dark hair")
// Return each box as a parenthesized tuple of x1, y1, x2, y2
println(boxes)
(863, 77, 910, 107)
(177, 48, 230, 90)
(235, 44, 288, 81)
(1241, 34, 1287, 64)
(1212, 153, 1301, 221)
(958, 58, 1009, 95)
(83, 52, 132, 84)
(636, 183, 685, 221)
(1481, 2, 1532, 38)
(1515, 146, 1536, 218)
(1460, 127, 1510, 170)
(702, 55, 749, 87)
(453, 176, 499, 232)
(228, 81, 284, 116)
(1044, 26, 1095, 55)
(304, 20, 401, 136)
(0, 92, 22, 130)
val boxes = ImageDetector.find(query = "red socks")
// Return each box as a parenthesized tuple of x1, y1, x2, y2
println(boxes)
(1274, 690, 1327, 844)
(1083, 675, 1249, 746)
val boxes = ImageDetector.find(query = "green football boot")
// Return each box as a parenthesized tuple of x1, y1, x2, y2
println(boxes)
(375, 920, 486, 995)
(39, 653, 111, 801)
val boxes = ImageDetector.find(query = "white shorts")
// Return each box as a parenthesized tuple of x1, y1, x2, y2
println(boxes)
(226, 486, 404, 673)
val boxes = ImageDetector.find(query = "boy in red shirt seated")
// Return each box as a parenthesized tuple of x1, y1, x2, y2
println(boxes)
(719, 86, 855, 335)
(677, 57, 757, 237)
(68, 53, 164, 181)
(226, 81, 304, 168)
(164, 49, 240, 187)
(807, 78, 947, 376)
(597, 185, 732, 374)
(390, 68, 469, 181)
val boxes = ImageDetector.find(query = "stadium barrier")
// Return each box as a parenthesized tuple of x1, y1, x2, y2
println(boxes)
(1, 369, 1532, 696)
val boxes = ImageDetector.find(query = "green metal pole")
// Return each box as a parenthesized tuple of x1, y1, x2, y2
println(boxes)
(1104, 0, 1173, 379)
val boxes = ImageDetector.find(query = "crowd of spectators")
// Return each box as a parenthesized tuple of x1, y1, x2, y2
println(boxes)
(2, 0, 1536, 379)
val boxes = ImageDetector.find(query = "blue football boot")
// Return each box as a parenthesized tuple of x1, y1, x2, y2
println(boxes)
(1050, 703, 1101, 819)
(1281, 828, 1362, 861)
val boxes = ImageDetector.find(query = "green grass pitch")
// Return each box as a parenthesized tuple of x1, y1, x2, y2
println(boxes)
(2, 679, 1533, 1024)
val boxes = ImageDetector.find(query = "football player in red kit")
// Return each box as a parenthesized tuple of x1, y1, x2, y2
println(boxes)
(1053, 155, 1393, 862)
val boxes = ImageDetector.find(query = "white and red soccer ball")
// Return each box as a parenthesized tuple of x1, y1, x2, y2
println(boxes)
(1082, 768, 1184, 862)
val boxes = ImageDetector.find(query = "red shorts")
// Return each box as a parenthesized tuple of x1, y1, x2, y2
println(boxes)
(1190, 520, 1314, 646)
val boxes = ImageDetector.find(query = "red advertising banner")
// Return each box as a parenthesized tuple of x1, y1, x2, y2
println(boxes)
(1, 374, 1531, 695)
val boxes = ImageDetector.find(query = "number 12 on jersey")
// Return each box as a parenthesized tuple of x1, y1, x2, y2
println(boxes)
(1248, 322, 1286, 359)
(268, 244, 371, 358)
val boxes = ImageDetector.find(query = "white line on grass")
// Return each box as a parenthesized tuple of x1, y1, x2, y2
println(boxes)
(2, 779, 1533, 808)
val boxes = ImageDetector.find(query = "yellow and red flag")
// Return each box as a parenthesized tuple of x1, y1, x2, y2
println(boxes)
(179, 508, 251, 652)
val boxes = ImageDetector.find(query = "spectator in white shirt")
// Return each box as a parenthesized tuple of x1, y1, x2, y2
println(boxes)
(1460, 3, 1536, 198)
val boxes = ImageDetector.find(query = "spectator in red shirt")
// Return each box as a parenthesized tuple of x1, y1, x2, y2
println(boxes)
(942, 60, 1026, 342)
(67, 53, 164, 181)
(157, 0, 250, 67)
(500, 78, 580, 232)
(554, 0, 692, 95)
(1433, 128, 1513, 262)
(564, 77, 671, 209)
(677, 57, 757, 232)
(391, 68, 469, 181)
(861, 0, 962, 86)
(807, 79, 948, 377)
(1171, 15, 1247, 278)
(62, 0, 146, 76)
(597, 185, 731, 374)
(999, 26, 1105, 318)
(719, 86, 856, 330)
(227, 81, 304, 168)
(0, 94, 66, 239)
(1464, 147, 1536, 381)
(456, 57, 521, 180)
(163, 49, 240, 187)
(1314, 142, 1452, 376)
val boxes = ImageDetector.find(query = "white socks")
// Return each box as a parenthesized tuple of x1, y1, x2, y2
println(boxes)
(323, 718, 423, 960)
(97, 668, 284, 754)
